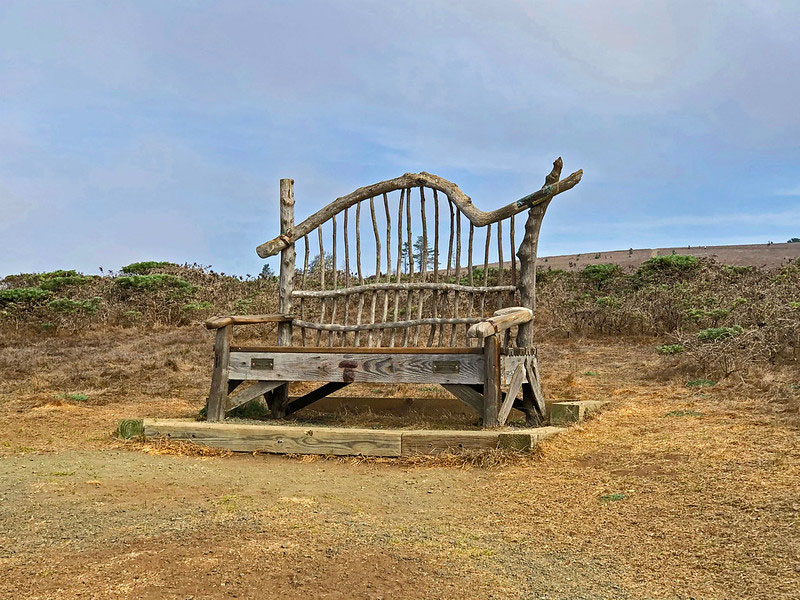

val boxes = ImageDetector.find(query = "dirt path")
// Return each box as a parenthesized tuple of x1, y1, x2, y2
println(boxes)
(1, 331, 798, 599)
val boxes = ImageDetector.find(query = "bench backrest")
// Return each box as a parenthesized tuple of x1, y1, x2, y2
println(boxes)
(257, 160, 582, 349)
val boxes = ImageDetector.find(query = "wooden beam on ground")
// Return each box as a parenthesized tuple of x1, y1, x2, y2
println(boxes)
(226, 381, 283, 413)
(498, 364, 525, 426)
(141, 420, 564, 457)
(441, 384, 483, 414)
(144, 420, 402, 456)
(286, 382, 350, 416)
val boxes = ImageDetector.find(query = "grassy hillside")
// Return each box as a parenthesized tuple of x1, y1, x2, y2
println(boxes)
(1, 256, 798, 387)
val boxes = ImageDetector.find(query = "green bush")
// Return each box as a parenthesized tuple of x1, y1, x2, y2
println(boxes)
(582, 263, 621, 284)
(0, 287, 51, 306)
(115, 274, 194, 292)
(638, 254, 699, 276)
(686, 307, 730, 322)
(657, 344, 684, 355)
(47, 297, 101, 314)
(697, 325, 744, 342)
(121, 261, 176, 274)
(39, 274, 92, 291)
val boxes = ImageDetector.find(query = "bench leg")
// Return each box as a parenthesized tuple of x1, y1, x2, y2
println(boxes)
(206, 324, 232, 422)
(483, 336, 500, 428)
(270, 384, 290, 419)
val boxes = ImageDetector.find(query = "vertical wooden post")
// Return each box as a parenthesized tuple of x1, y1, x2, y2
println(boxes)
(272, 178, 295, 419)
(516, 158, 562, 347)
(206, 324, 232, 422)
(482, 335, 500, 427)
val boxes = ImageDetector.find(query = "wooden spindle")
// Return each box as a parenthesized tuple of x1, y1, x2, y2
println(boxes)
(301, 235, 309, 346)
(414, 187, 428, 346)
(481, 224, 491, 315)
(368, 197, 381, 347)
(381, 192, 391, 346)
(428, 189, 441, 346)
(403, 187, 413, 346)
(450, 208, 462, 346)
(316, 224, 326, 346)
(342, 207, 351, 346)
(273, 178, 294, 418)
(354, 201, 365, 346)
(466, 223, 475, 346)
(391, 188, 404, 347)
(329, 214, 338, 346)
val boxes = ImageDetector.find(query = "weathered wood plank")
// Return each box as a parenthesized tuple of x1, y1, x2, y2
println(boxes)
(441, 383, 484, 414)
(401, 430, 499, 455)
(483, 335, 500, 427)
(144, 420, 402, 456)
(286, 382, 351, 416)
(229, 351, 485, 384)
(497, 363, 525, 426)
(225, 381, 283, 413)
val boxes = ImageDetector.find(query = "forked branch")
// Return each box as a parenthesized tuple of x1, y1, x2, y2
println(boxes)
(256, 159, 582, 258)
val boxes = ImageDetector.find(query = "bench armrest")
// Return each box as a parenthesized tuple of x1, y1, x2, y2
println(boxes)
(205, 314, 293, 330)
(467, 307, 533, 340)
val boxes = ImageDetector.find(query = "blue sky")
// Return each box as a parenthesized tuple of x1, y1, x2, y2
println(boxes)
(1, 1, 799, 277)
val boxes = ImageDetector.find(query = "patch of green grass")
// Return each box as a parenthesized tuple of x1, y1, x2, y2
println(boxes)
(59, 392, 88, 402)
(584, 371, 599, 376)
(599, 493, 626, 503)
(665, 409, 704, 417)
(686, 379, 715, 388)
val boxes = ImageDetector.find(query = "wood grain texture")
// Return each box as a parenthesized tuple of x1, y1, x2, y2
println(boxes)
(206, 324, 232, 422)
(225, 381, 283, 412)
(441, 383, 483, 414)
(229, 351, 486, 384)
(205, 314, 292, 329)
(467, 307, 533, 339)
(497, 363, 525, 426)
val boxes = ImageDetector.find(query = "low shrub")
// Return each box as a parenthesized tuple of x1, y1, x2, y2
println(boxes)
(39, 274, 92, 291)
(0, 287, 51, 305)
(697, 326, 744, 342)
(121, 261, 176, 274)
(115, 274, 194, 292)
(582, 263, 621, 284)
(47, 297, 101, 314)
(657, 344, 684, 355)
(638, 254, 699, 277)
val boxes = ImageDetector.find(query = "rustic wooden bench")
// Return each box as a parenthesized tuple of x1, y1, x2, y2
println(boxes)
(205, 158, 582, 428)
